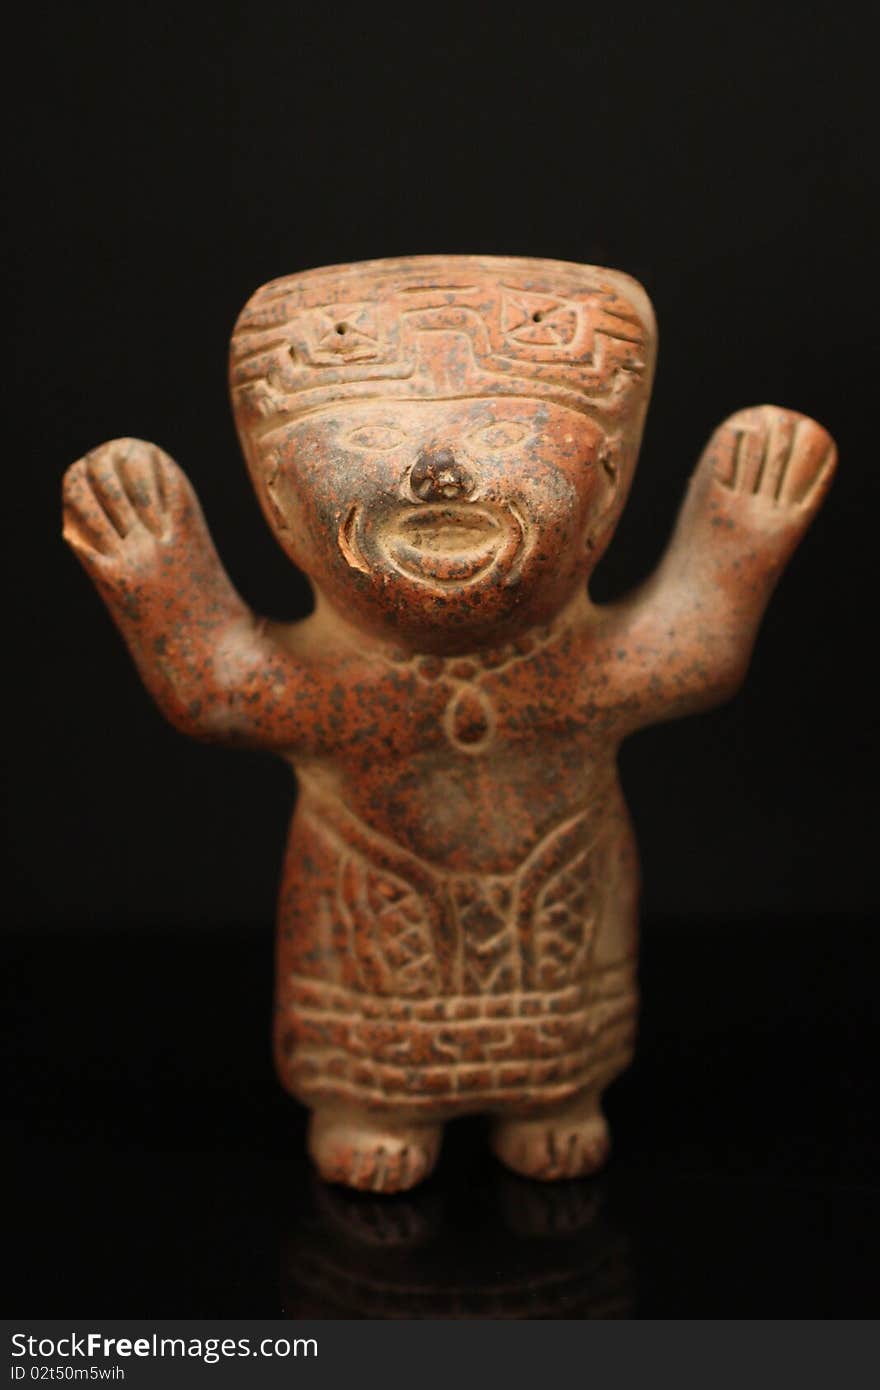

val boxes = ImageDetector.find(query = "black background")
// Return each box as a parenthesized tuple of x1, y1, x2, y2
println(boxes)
(4, 3, 879, 1318)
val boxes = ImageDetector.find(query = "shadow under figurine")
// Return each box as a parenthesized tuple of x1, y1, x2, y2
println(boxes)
(62, 256, 837, 1193)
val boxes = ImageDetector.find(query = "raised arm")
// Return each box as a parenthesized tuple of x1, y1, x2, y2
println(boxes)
(597, 405, 837, 732)
(62, 437, 307, 749)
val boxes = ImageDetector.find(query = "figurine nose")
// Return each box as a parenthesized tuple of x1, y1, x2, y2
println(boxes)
(410, 448, 474, 502)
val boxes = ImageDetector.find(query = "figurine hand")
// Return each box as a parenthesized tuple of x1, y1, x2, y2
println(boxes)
(62, 437, 266, 740)
(614, 403, 839, 726)
(62, 438, 203, 584)
(704, 405, 836, 513)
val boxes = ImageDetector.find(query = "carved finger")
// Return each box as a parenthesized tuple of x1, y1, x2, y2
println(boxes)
(705, 420, 741, 488)
(115, 442, 167, 536)
(756, 410, 797, 500)
(84, 444, 141, 537)
(62, 459, 120, 557)
(732, 416, 771, 494)
(778, 423, 837, 507)
(704, 409, 763, 491)
(153, 448, 202, 530)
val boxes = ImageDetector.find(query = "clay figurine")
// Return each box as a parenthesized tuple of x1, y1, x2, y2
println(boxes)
(62, 256, 836, 1192)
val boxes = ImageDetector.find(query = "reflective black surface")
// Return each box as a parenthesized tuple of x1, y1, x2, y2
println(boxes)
(5, 919, 878, 1317)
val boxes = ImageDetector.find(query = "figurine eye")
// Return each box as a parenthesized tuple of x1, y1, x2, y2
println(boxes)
(470, 421, 530, 451)
(343, 424, 406, 452)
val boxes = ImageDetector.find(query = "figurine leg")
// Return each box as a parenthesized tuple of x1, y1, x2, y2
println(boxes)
(307, 1103, 443, 1193)
(489, 1088, 610, 1181)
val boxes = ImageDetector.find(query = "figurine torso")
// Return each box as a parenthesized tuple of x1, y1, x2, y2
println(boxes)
(274, 613, 639, 1118)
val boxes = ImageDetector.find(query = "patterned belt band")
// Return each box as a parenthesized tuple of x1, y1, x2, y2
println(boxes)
(285, 971, 635, 1022)
(278, 972, 638, 1110)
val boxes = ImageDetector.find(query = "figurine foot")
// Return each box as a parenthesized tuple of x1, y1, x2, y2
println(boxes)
(307, 1105, 443, 1193)
(489, 1091, 610, 1181)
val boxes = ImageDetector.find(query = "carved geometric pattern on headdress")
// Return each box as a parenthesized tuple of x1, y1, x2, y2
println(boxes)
(310, 303, 381, 365)
(230, 258, 656, 434)
(501, 291, 580, 351)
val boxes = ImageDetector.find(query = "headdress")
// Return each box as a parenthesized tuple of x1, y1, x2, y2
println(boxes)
(230, 256, 656, 445)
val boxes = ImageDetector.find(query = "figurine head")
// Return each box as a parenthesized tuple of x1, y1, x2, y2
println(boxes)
(230, 256, 656, 651)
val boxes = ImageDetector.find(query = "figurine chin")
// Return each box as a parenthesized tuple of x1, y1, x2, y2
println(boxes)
(339, 501, 526, 589)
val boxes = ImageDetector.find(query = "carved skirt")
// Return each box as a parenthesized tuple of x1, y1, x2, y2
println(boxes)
(274, 787, 637, 1117)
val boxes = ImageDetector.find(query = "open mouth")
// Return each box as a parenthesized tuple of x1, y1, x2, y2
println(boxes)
(340, 503, 524, 586)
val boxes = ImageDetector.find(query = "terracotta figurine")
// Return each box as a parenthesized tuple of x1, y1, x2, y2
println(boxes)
(62, 256, 837, 1191)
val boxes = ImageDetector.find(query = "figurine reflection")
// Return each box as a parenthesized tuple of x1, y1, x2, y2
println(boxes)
(280, 1168, 633, 1319)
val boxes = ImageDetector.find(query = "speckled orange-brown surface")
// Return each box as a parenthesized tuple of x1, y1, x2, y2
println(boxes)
(62, 256, 837, 1191)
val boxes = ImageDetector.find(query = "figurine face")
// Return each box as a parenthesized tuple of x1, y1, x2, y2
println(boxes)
(231, 258, 657, 649)
(258, 396, 615, 648)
